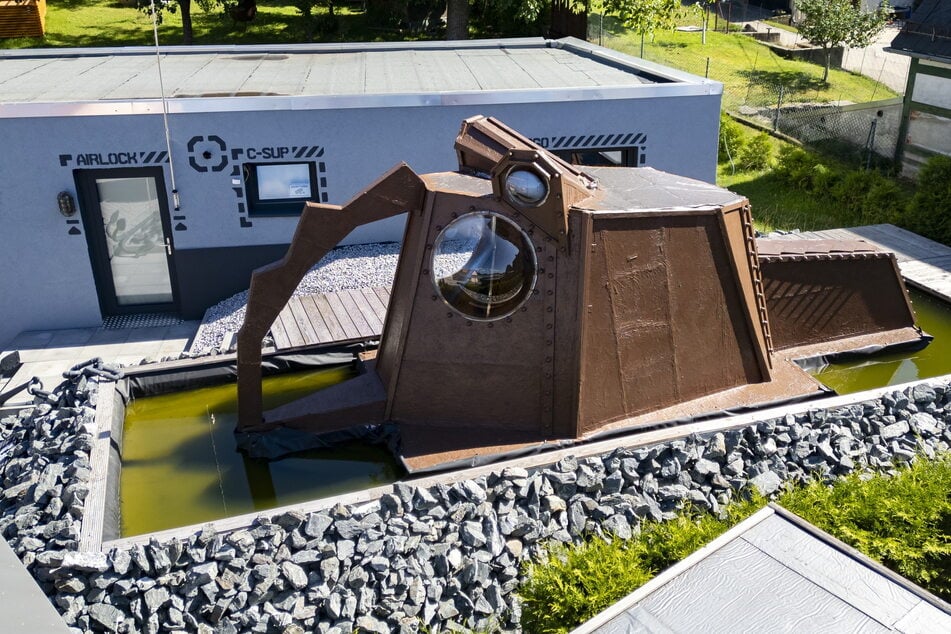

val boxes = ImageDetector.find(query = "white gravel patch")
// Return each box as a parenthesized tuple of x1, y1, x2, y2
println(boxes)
(191, 242, 401, 353)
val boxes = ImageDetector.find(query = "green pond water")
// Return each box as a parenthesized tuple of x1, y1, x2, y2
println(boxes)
(811, 289, 951, 394)
(121, 366, 400, 536)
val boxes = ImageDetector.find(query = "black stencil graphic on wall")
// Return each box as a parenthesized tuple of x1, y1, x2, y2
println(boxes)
(187, 135, 229, 172)
(530, 132, 649, 164)
(58, 151, 168, 167)
(228, 145, 326, 227)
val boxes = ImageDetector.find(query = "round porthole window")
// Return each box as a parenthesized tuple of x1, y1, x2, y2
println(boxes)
(432, 212, 537, 321)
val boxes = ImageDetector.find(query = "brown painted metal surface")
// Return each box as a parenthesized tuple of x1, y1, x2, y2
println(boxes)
(236, 117, 926, 472)
(576, 209, 770, 435)
(758, 239, 917, 350)
(236, 164, 425, 429)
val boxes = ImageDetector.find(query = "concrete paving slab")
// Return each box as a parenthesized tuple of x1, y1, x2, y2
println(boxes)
(85, 328, 133, 346)
(0, 322, 198, 409)
(843, 25, 909, 94)
(4, 330, 54, 351)
(48, 328, 95, 348)
(77, 343, 132, 362)
(14, 347, 86, 363)
(0, 539, 70, 633)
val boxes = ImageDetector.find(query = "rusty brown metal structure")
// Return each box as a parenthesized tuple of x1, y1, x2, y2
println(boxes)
(757, 240, 917, 350)
(235, 116, 924, 471)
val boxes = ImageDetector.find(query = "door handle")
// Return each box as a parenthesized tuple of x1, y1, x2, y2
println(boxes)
(164, 238, 172, 256)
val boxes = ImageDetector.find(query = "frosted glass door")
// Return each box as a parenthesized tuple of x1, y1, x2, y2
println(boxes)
(94, 177, 174, 306)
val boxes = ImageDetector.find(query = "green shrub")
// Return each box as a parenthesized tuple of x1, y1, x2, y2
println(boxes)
(518, 536, 652, 634)
(826, 169, 909, 226)
(809, 163, 838, 194)
(737, 132, 773, 171)
(718, 112, 746, 164)
(829, 169, 875, 220)
(900, 154, 951, 246)
(773, 145, 819, 187)
(519, 455, 951, 632)
(518, 500, 761, 633)
(861, 176, 903, 225)
(779, 455, 951, 601)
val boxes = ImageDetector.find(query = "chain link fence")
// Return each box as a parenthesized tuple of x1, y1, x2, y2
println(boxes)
(593, 9, 906, 167)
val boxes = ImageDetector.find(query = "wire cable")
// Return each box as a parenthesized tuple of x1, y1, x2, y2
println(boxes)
(149, 0, 181, 210)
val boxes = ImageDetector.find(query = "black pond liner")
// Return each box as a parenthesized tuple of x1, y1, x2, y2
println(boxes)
(792, 332, 933, 375)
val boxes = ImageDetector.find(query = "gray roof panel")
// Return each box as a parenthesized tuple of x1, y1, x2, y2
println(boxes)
(578, 506, 951, 634)
(0, 39, 672, 105)
(888, 0, 951, 60)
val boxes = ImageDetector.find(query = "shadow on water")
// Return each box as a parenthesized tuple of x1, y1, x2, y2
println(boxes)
(121, 365, 400, 536)
(810, 289, 951, 395)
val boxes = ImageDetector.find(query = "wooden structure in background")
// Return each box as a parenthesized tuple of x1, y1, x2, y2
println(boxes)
(0, 0, 46, 38)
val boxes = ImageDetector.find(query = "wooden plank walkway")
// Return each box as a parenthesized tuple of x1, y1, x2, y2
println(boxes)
(269, 287, 391, 350)
(759, 224, 951, 303)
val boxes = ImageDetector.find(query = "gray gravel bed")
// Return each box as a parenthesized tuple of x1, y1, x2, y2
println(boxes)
(1, 369, 949, 632)
(190, 243, 402, 354)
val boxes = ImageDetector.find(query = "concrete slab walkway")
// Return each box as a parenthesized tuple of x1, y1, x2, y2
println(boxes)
(0, 321, 198, 409)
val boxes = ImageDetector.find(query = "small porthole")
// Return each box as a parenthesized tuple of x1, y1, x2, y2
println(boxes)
(503, 167, 549, 207)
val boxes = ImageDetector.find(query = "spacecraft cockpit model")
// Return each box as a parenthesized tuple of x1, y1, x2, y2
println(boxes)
(236, 117, 925, 472)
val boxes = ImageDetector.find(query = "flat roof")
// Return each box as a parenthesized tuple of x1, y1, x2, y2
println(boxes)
(0, 38, 721, 118)
(577, 505, 951, 633)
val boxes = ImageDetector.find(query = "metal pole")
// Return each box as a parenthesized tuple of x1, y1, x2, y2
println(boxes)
(149, 0, 180, 211)
(773, 85, 784, 132)
(706, 57, 711, 78)
(866, 119, 878, 170)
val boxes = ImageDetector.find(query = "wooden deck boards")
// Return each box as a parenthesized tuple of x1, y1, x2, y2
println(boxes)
(760, 224, 951, 303)
(270, 287, 389, 351)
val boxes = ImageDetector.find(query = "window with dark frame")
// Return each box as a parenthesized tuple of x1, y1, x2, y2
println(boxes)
(554, 147, 640, 168)
(244, 162, 319, 216)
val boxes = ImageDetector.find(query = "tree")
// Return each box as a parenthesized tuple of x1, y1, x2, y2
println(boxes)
(139, 0, 221, 45)
(294, 0, 338, 41)
(446, 0, 469, 39)
(585, 0, 683, 56)
(796, 0, 890, 83)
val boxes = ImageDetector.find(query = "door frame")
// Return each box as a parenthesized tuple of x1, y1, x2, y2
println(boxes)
(74, 167, 180, 317)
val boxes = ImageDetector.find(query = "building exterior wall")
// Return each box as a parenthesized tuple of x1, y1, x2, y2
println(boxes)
(0, 88, 719, 349)
(897, 58, 951, 176)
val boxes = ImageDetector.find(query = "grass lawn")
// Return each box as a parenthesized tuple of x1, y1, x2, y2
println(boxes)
(716, 123, 840, 234)
(715, 118, 914, 234)
(0, 0, 423, 49)
(600, 16, 896, 108)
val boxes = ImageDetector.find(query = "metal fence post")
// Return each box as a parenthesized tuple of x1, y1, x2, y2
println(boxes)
(773, 85, 784, 132)
(865, 118, 878, 170)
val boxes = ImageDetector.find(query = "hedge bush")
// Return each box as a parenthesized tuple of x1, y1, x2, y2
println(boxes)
(782, 455, 951, 601)
(718, 112, 746, 164)
(518, 499, 761, 634)
(900, 154, 951, 246)
(737, 132, 773, 171)
(519, 455, 951, 632)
